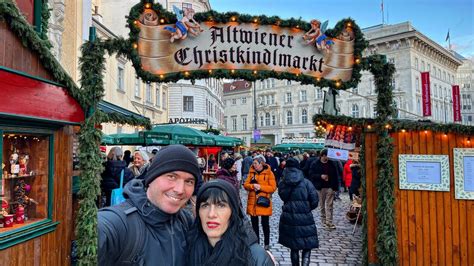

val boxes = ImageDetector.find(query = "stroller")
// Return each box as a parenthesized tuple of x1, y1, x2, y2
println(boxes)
(346, 196, 362, 234)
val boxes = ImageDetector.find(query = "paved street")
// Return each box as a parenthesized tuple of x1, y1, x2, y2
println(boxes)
(240, 189, 363, 266)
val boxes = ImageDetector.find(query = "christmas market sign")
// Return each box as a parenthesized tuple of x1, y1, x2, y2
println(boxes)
(132, 5, 358, 83)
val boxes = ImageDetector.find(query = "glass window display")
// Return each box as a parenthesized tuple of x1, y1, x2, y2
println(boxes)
(1, 132, 49, 232)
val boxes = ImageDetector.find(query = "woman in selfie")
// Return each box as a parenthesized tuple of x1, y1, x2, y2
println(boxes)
(186, 179, 275, 266)
(244, 155, 277, 250)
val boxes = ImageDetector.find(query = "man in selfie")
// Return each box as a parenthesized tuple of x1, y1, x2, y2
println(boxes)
(309, 149, 339, 229)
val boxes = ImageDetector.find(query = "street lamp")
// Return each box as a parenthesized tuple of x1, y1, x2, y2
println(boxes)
(443, 96, 452, 124)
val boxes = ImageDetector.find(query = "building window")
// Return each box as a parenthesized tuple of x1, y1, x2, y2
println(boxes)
(241, 97, 247, 104)
(241, 116, 247, 130)
(316, 88, 323, 99)
(286, 133, 295, 138)
(352, 87, 358, 94)
(155, 87, 161, 107)
(351, 104, 359, 118)
(224, 117, 228, 130)
(301, 109, 308, 124)
(301, 133, 310, 138)
(428, 64, 431, 73)
(272, 115, 276, 125)
(162, 91, 167, 109)
(146, 83, 152, 103)
(391, 79, 396, 90)
(134, 77, 140, 98)
(421, 61, 425, 71)
(287, 111, 293, 125)
(285, 92, 292, 103)
(182, 2, 192, 9)
(183, 96, 194, 112)
(117, 125, 123, 134)
(232, 98, 237, 105)
(300, 90, 307, 102)
(117, 66, 125, 91)
(271, 95, 275, 104)
(287, 80, 291, 85)
(416, 77, 420, 93)
(267, 80, 272, 88)
(415, 58, 419, 70)
(265, 113, 270, 126)
(417, 98, 421, 115)
(265, 95, 269, 105)
(373, 106, 377, 117)
(260, 116, 264, 127)
(232, 117, 237, 131)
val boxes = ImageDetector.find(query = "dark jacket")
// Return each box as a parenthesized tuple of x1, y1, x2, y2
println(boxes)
(302, 156, 317, 178)
(241, 156, 253, 176)
(100, 160, 134, 191)
(245, 221, 275, 265)
(98, 179, 193, 265)
(265, 156, 279, 174)
(309, 159, 339, 191)
(350, 163, 361, 195)
(278, 167, 319, 249)
(216, 168, 239, 193)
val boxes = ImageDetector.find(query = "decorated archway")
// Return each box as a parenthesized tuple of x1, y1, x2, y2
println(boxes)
(75, 1, 402, 265)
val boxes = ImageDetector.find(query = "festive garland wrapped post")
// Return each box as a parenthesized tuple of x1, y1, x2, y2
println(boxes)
(76, 37, 106, 265)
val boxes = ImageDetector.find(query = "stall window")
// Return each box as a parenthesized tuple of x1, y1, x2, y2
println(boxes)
(1, 129, 52, 235)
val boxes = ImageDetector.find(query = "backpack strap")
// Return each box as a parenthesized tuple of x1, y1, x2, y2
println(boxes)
(102, 201, 146, 264)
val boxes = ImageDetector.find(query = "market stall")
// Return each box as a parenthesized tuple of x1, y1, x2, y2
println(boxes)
(0, 3, 84, 262)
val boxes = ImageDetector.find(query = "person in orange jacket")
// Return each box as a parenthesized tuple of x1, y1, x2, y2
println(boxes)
(244, 155, 277, 250)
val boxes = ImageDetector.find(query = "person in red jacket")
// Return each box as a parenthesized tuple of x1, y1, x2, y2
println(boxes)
(343, 155, 353, 200)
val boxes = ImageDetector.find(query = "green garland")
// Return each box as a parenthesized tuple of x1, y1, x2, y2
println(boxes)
(360, 133, 368, 265)
(126, 1, 368, 90)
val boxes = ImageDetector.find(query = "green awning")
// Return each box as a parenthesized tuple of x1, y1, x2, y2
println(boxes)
(141, 124, 214, 146)
(272, 143, 324, 152)
(101, 134, 115, 145)
(212, 135, 237, 147)
(109, 132, 145, 145)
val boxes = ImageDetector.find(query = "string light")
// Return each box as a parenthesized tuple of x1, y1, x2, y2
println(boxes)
(231, 69, 235, 74)
(355, 58, 361, 64)
(184, 71, 190, 76)
(208, 69, 213, 74)
(401, 129, 406, 133)
(367, 125, 372, 129)
(133, 20, 139, 26)
(348, 127, 352, 131)
(335, 81, 341, 87)
(231, 16, 236, 22)
(346, 22, 352, 27)
(253, 18, 258, 23)
(160, 19, 165, 24)
(424, 130, 428, 134)
(385, 124, 390, 129)
(159, 74, 164, 79)
(253, 70, 257, 75)
(467, 137, 471, 144)
(145, 3, 151, 9)
(132, 43, 138, 49)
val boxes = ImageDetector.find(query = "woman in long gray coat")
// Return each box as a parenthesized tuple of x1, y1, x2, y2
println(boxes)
(278, 158, 319, 266)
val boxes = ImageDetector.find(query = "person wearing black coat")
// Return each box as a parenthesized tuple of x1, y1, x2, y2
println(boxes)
(278, 158, 319, 266)
(100, 147, 134, 207)
(308, 149, 339, 229)
(349, 161, 361, 200)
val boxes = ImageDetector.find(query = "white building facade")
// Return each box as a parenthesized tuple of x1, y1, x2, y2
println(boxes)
(457, 58, 474, 125)
(223, 22, 466, 147)
(338, 22, 462, 122)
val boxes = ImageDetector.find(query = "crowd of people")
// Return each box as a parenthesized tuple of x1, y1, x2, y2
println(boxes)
(97, 145, 361, 266)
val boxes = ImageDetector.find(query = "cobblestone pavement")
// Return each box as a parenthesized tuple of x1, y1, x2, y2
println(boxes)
(240, 189, 363, 266)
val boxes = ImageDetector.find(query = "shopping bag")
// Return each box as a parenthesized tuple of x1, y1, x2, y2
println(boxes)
(111, 169, 125, 206)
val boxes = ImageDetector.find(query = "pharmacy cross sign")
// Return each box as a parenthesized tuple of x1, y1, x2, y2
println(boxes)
(129, 2, 363, 87)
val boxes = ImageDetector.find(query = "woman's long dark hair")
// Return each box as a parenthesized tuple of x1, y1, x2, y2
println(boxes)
(187, 187, 253, 266)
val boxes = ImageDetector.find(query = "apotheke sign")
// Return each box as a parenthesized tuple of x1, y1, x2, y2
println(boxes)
(169, 118, 207, 124)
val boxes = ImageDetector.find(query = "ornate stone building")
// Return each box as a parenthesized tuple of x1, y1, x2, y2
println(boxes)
(456, 57, 474, 125)
(223, 22, 466, 147)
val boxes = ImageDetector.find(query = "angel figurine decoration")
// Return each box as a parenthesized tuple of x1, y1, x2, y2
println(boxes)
(303, 19, 334, 52)
(164, 5, 203, 43)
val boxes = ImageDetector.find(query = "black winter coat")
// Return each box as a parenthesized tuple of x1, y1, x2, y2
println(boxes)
(98, 179, 193, 265)
(309, 159, 339, 191)
(278, 167, 319, 250)
(100, 160, 134, 192)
